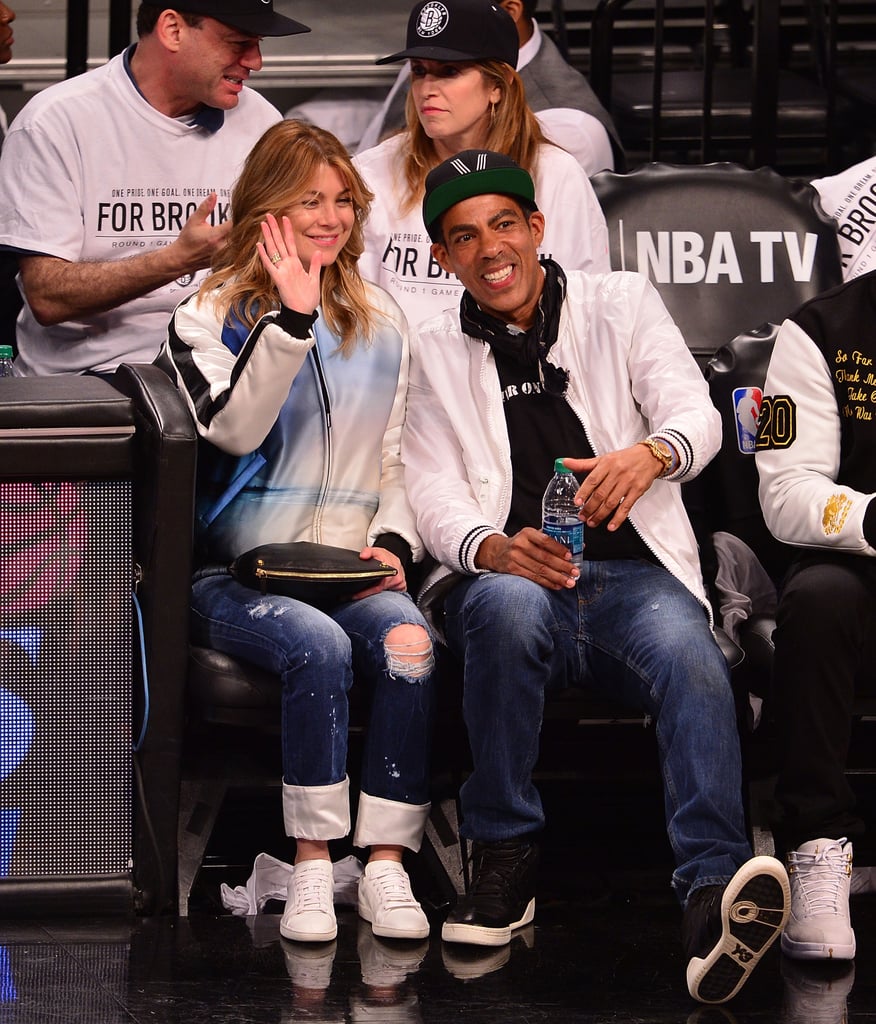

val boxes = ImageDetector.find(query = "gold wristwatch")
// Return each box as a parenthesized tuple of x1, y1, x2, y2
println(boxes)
(640, 437, 674, 477)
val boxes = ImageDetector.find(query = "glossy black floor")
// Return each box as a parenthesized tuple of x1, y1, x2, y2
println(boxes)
(3, 771, 876, 1022)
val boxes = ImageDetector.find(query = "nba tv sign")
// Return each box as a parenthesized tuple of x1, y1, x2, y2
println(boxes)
(623, 229, 819, 284)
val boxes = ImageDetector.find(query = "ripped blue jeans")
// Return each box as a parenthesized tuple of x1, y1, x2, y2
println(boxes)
(191, 576, 436, 839)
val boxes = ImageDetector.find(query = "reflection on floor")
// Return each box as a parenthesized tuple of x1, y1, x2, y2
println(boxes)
(2, 774, 876, 1022)
(0, 895, 874, 1023)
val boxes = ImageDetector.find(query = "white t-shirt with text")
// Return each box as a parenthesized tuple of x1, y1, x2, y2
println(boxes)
(0, 51, 281, 375)
(354, 133, 611, 332)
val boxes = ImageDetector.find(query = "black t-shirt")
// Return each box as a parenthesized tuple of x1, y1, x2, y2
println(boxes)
(493, 348, 655, 563)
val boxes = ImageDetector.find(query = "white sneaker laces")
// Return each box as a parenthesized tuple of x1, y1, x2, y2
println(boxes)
(789, 838, 851, 914)
(370, 865, 419, 910)
(294, 866, 333, 914)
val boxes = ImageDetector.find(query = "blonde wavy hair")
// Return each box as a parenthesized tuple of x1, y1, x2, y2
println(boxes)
(399, 60, 548, 214)
(202, 120, 377, 353)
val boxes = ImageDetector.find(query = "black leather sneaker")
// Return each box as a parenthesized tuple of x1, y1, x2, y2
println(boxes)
(684, 855, 790, 1004)
(441, 840, 539, 947)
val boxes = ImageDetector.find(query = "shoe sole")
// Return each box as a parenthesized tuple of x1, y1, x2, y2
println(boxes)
(780, 932, 856, 960)
(441, 897, 535, 947)
(687, 856, 791, 1004)
(358, 903, 430, 941)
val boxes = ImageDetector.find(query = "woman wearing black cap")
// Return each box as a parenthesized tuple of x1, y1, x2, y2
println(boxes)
(353, 0, 610, 333)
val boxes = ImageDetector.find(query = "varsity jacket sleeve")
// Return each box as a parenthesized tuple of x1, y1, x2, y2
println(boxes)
(756, 318, 876, 555)
(165, 291, 316, 457)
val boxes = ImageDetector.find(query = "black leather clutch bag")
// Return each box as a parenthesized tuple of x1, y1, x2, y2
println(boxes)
(229, 541, 397, 607)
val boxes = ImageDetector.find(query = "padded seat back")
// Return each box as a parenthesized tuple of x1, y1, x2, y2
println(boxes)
(592, 162, 843, 367)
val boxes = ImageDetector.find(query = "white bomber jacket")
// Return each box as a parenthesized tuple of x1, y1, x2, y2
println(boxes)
(402, 269, 722, 620)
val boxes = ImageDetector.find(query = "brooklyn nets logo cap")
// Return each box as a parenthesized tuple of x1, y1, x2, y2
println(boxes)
(377, 0, 518, 67)
(422, 149, 537, 241)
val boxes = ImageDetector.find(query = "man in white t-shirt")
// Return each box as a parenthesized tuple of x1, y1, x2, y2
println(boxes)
(0, 0, 309, 376)
(812, 155, 876, 281)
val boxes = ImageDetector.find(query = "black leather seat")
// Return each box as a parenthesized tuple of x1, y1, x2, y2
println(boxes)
(591, 162, 844, 368)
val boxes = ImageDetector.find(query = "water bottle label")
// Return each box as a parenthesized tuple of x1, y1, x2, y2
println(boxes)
(543, 515, 584, 561)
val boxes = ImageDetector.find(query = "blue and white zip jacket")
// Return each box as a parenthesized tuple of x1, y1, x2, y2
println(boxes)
(401, 270, 721, 620)
(165, 281, 423, 565)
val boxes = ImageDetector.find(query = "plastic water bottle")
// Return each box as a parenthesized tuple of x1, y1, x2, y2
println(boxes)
(0, 344, 13, 377)
(542, 458, 584, 568)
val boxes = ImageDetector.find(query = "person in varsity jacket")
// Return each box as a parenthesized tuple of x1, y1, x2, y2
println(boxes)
(756, 270, 876, 966)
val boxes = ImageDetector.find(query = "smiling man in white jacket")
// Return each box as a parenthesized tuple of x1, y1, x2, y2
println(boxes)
(401, 149, 790, 1005)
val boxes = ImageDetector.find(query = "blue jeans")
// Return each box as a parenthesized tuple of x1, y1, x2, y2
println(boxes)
(191, 576, 436, 846)
(443, 560, 751, 904)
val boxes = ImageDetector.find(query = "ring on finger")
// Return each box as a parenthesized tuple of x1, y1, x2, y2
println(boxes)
(269, 252, 282, 264)
(617, 495, 627, 506)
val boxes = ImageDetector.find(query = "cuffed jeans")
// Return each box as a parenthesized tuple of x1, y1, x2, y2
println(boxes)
(442, 560, 752, 905)
(191, 576, 436, 852)
(771, 552, 876, 852)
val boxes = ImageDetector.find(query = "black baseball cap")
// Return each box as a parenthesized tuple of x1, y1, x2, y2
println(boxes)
(171, 0, 311, 36)
(423, 149, 537, 241)
(377, 0, 518, 67)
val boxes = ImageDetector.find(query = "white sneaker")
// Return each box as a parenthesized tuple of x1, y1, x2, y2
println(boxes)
(358, 861, 430, 940)
(280, 860, 338, 943)
(782, 839, 856, 961)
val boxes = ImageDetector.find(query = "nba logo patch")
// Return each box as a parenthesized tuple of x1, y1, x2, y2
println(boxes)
(733, 387, 763, 454)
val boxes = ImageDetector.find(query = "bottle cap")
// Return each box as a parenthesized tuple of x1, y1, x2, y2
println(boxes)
(0, 345, 12, 359)
(553, 458, 570, 473)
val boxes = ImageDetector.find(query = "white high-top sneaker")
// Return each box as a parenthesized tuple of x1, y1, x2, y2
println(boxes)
(782, 839, 856, 960)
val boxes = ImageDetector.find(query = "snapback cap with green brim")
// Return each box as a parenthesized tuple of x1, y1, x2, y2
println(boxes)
(423, 150, 537, 241)
(171, 0, 311, 36)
